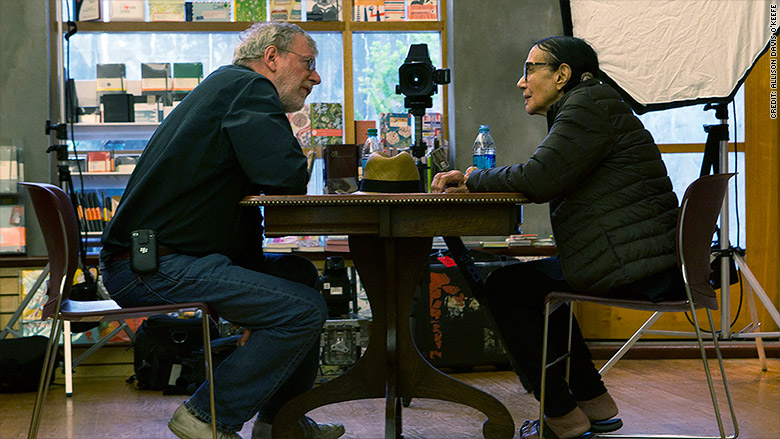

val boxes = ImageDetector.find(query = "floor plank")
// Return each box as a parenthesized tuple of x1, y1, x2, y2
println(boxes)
(1, 359, 777, 438)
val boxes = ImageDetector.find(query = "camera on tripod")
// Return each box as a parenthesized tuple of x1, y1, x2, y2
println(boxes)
(396, 43, 450, 116)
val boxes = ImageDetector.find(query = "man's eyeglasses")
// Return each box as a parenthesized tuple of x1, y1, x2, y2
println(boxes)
(281, 49, 317, 72)
(523, 62, 556, 78)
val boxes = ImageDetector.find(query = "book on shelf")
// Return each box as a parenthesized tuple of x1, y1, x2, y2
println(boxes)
(310, 103, 344, 148)
(0, 204, 25, 254)
(269, 0, 302, 21)
(379, 112, 412, 151)
(96, 63, 127, 101)
(480, 239, 509, 249)
(101, 93, 135, 123)
(87, 151, 114, 172)
(287, 103, 311, 149)
(187, 1, 232, 22)
(149, 0, 186, 21)
(505, 234, 537, 247)
(306, 0, 340, 21)
(354, 120, 376, 148)
(324, 144, 360, 194)
(142, 62, 173, 105)
(324, 235, 349, 253)
(108, 0, 144, 21)
(384, 0, 405, 21)
(407, 0, 438, 21)
(234, 0, 267, 21)
(353, 0, 385, 22)
(0, 145, 21, 194)
(264, 235, 299, 252)
(133, 95, 161, 123)
(75, 0, 102, 21)
(296, 235, 325, 252)
(422, 112, 442, 147)
(173, 62, 203, 96)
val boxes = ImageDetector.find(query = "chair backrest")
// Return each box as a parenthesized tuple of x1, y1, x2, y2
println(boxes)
(19, 182, 81, 319)
(676, 173, 734, 310)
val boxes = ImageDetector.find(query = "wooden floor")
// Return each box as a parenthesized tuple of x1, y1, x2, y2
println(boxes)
(2, 358, 778, 439)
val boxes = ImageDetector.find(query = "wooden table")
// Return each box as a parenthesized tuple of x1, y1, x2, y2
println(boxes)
(241, 192, 528, 439)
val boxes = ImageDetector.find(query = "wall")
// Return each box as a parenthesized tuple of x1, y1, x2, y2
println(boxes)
(447, 0, 562, 237)
(0, 0, 52, 256)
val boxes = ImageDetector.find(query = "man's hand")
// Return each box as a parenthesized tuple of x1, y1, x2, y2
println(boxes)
(236, 327, 251, 346)
(431, 167, 477, 193)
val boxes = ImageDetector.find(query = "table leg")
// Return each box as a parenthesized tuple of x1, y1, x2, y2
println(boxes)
(272, 236, 514, 439)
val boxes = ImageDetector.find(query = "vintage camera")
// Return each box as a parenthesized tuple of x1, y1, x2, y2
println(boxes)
(320, 256, 354, 318)
(396, 44, 450, 113)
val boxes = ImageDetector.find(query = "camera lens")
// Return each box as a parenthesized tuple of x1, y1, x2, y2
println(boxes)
(401, 64, 432, 95)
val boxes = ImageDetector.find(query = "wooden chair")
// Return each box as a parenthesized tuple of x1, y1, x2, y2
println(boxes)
(538, 174, 739, 439)
(21, 182, 218, 439)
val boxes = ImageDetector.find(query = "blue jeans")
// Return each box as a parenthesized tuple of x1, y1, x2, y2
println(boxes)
(100, 251, 328, 433)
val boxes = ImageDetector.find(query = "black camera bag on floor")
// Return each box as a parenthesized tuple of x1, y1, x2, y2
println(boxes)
(130, 314, 220, 394)
(0, 336, 60, 393)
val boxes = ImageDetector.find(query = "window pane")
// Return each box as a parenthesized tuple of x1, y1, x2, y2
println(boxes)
(67, 32, 240, 80)
(638, 86, 745, 144)
(308, 32, 344, 105)
(352, 32, 443, 121)
(662, 152, 745, 246)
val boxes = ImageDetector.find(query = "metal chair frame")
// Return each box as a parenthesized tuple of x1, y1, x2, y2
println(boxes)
(21, 182, 218, 439)
(538, 174, 739, 439)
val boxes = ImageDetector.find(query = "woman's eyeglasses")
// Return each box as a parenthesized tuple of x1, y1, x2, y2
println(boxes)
(524, 62, 556, 78)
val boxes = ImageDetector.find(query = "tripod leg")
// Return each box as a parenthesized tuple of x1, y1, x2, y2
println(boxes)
(734, 253, 780, 371)
(743, 277, 767, 371)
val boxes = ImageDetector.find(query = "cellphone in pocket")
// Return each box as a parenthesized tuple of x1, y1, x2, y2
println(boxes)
(131, 229, 158, 274)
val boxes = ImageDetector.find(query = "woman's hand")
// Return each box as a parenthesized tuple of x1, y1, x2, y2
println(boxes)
(431, 167, 478, 193)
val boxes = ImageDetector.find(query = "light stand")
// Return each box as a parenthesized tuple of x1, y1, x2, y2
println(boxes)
(703, 102, 780, 370)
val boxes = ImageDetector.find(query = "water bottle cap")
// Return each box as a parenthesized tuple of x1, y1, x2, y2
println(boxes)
(367, 128, 378, 136)
(479, 125, 490, 132)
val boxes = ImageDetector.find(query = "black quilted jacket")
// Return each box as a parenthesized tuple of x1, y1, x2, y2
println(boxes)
(466, 78, 679, 295)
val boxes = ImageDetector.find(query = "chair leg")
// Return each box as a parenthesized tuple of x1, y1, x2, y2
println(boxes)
(28, 316, 64, 439)
(202, 313, 217, 439)
(565, 304, 573, 382)
(599, 311, 664, 376)
(704, 309, 739, 438)
(687, 302, 738, 439)
(539, 300, 553, 439)
(64, 320, 73, 397)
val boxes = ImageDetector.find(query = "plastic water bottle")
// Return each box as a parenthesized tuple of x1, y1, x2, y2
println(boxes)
(472, 125, 496, 169)
(362, 128, 382, 169)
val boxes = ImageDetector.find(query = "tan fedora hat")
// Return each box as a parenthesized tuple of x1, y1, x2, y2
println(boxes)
(358, 151, 423, 193)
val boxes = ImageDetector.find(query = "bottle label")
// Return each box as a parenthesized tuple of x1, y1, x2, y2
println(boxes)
(473, 154, 496, 169)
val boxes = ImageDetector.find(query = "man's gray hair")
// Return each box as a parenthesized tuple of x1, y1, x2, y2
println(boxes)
(233, 22, 318, 66)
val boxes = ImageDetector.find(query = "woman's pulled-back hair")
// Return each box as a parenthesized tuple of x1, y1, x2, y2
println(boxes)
(533, 36, 599, 94)
(233, 21, 317, 66)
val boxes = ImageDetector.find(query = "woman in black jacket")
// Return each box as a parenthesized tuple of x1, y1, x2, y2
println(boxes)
(432, 36, 684, 439)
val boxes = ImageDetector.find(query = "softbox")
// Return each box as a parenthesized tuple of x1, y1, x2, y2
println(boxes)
(562, 0, 777, 114)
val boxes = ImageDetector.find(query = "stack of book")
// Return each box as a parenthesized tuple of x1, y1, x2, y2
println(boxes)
(297, 235, 325, 252)
(505, 234, 537, 247)
(264, 236, 300, 252)
(325, 235, 350, 252)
